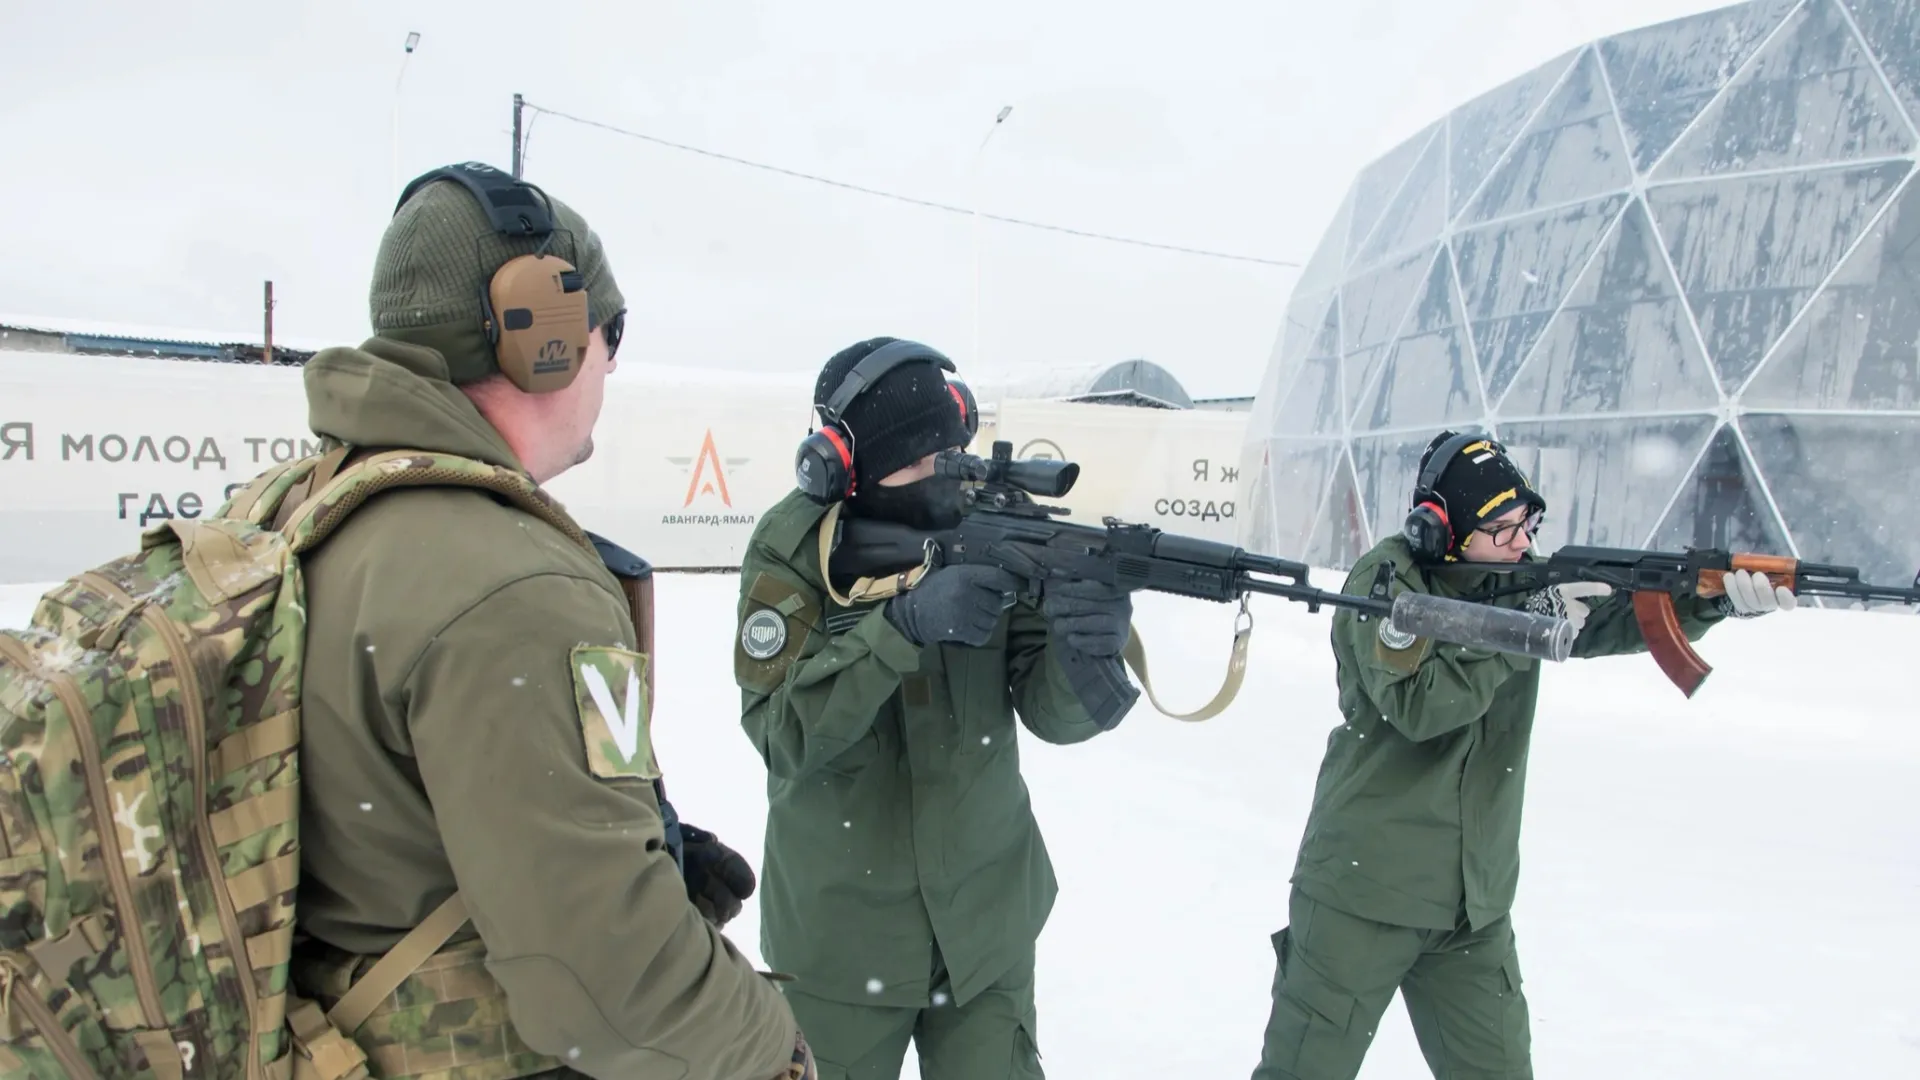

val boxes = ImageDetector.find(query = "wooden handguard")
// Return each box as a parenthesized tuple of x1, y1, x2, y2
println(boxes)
(1632, 590, 1711, 698)
(1695, 553, 1800, 598)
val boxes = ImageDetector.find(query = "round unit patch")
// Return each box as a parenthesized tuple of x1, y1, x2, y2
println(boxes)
(1377, 617, 1417, 651)
(741, 608, 788, 660)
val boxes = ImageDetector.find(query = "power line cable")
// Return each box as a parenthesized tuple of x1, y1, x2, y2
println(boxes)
(520, 100, 1303, 269)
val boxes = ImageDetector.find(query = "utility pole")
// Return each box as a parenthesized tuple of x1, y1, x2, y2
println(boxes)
(263, 281, 275, 365)
(972, 104, 1014, 367)
(512, 94, 525, 177)
(391, 32, 421, 195)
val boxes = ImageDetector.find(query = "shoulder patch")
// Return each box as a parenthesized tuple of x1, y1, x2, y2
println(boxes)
(570, 645, 661, 780)
(1373, 616, 1432, 675)
(1378, 617, 1418, 651)
(736, 570, 822, 693)
(741, 607, 788, 660)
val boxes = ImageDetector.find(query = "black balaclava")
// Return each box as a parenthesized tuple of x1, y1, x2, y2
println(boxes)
(815, 336, 973, 530)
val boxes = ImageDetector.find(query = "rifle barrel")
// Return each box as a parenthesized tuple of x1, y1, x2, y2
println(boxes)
(1234, 572, 1392, 616)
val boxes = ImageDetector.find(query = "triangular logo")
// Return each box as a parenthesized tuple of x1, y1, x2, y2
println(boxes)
(683, 429, 733, 508)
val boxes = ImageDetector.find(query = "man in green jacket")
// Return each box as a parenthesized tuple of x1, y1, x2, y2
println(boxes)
(733, 337, 1139, 1079)
(1251, 429, 1796, 1080)
(288, 163, 812, 1080)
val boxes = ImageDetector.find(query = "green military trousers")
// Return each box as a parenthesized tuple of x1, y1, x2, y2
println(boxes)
(1252, 887, 1532, 1080)
(782, 945, 1042, 1080)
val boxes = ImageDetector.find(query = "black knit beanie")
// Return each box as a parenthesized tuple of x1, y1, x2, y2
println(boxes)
(815, 337, 973, 485)
(1415, 430, 1547, 552)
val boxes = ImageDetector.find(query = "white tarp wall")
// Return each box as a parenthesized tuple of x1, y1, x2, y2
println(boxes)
(987, 399, 1247, 543)
(0, 351, 1249, 584)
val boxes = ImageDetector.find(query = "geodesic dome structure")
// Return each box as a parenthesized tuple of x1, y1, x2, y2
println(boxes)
(1239, 0, 1920, 600)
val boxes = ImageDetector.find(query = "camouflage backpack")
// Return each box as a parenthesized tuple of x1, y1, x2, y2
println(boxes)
(0, 446, 586, 1080)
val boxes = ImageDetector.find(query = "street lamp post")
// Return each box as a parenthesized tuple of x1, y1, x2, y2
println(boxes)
(392, 31, 422, 195)
(972, 104, 1013, 368)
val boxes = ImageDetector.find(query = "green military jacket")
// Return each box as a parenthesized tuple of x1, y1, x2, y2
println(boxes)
(734, 491, 1115, 1009)
(296, 338, 798, 1079)
(1293, 534, 1728, 932)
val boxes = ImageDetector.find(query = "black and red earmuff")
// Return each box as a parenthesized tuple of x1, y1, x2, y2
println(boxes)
(1403, 430, 1481, 562)
(795, 340, 968, 505)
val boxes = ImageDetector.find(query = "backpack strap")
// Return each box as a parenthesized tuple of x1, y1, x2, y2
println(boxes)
(268, 444, 353, 533)
(283, 891, 472, 1080)
(274, 448, 593, 555)
(328, 891, 472, 1035)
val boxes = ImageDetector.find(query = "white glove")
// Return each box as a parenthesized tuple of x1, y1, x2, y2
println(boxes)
(1722, 569, 1796, 617)
(1524, 581, 1614, 634)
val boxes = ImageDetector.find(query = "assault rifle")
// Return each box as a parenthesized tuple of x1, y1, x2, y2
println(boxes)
(819, 441, 1576, 722)
(1436, 546, 1920, 698)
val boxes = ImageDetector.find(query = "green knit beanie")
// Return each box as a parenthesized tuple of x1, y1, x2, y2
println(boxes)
(369, 171, 625, 385)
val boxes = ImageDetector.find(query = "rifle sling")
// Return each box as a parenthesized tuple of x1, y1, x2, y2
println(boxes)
(817, 502, 1251, 723)
(817, 501, 936, 606)
(1119, 619, 1251, 723)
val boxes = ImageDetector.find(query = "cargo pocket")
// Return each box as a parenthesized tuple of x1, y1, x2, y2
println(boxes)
(1260, 927, 1359, 1075)
(1499, 951, 1532, 1064)
(1011, 1018, 1043, 1079)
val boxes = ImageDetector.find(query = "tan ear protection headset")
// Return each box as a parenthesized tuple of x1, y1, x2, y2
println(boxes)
(393, 161, 593, 394)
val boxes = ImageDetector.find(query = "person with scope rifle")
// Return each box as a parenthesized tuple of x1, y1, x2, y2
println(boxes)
(732, 336, 1140, 1079)
(1250, 428, 1794, 1080)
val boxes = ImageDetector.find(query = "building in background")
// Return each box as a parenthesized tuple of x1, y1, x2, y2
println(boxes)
(973, 357, 1214, 410)
(1238, 0, 1920, 602)
(1, 314, 321, 366)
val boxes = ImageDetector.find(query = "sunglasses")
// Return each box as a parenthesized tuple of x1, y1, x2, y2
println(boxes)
(595, 309, 627, 360)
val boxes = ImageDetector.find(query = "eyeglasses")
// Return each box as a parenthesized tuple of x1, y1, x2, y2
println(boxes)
(1475, 509, 1544, 546)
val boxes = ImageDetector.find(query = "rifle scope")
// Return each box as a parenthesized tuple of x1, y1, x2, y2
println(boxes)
(934, 440, 1079, 499)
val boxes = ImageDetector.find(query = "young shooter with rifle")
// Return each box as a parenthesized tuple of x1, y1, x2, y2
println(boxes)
(731, 343, 1569, 1079)
(1250, 429, 1794, 1080)
(731, 337, 1140, 1080)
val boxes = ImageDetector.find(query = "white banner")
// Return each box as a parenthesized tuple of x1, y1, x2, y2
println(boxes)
(0, 349, 814, 582)
(0, 349, 1248, 583)
(987, 399, 1249, 543)
(0, 350, 317, 582)
(541, 369, 813, 567)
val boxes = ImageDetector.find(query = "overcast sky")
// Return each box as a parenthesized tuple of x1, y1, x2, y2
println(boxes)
(0, 0, 1728, 398)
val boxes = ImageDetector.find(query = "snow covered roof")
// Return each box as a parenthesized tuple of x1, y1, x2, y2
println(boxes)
(0, 311, 336, 356)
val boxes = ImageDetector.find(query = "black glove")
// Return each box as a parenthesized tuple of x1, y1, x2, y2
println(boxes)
(680, 824, 756, 927)
(883, 564, 1022, 647)
(1041, 578, 1133, 658)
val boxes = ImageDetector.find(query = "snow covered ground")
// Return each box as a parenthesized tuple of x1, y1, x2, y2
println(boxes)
(4, 571, 1917, 1078)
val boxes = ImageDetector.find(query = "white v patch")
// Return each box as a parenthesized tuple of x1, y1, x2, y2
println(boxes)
(569, 645, 658, 780)
(581, 662, 643, 763)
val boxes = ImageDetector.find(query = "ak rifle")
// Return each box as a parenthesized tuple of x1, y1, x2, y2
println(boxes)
(820, 441, 1576, 722)
(1442, 546, 1920, 698)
